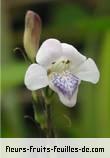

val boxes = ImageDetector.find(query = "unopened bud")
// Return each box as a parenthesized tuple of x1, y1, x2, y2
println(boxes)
(23, 10, 41, 62)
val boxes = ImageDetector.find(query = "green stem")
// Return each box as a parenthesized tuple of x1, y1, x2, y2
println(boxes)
(32, 91, 46, 129)
(45, 102, 54, 137)
(32, 90, 55, 137)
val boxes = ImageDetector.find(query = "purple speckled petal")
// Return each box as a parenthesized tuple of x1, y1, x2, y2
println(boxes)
(51, 72, 79, 100)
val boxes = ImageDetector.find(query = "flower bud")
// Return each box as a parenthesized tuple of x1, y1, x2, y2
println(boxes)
(23, 10, 41, 62)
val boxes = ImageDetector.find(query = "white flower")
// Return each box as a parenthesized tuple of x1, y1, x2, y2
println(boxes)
(24, 39, 100, 107)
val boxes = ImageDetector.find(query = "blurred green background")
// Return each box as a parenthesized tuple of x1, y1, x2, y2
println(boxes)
(1, 0, 110, 138)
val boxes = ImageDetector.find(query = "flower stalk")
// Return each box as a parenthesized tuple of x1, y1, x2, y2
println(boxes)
(32, 90, 54, 137)
(42, 90, 55, 138)
(32, 91, 46, 129)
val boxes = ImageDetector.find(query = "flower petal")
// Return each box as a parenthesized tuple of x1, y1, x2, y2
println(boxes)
(58, 87, 79, 107)
(36, 39, 62, 67)
(49, 80, 79, 107)
(61, 43, 86, 68)
(49, 72, 80, 107)
(74, 58, 100, 83)
(24, 64, 48, 90)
